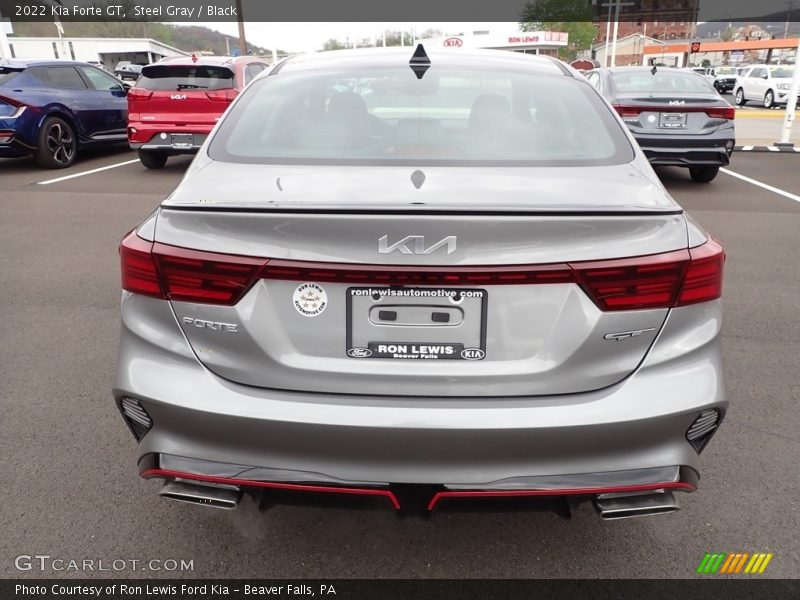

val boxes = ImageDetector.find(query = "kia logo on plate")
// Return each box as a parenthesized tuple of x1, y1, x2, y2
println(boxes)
(443, 37, 463, 47)
(461, 348, 485, 360)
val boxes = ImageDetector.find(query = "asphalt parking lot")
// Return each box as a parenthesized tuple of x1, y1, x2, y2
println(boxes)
(1, 147, 798, 579)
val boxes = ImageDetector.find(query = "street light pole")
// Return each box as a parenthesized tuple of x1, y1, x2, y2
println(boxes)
(777, 36, 800, 146)
(610, 0, 620, 67)
(603, 1, 612, 67)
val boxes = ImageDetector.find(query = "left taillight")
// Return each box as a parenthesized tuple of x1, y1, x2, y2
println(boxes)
(120, 230, 164, 299)
(152, 243, 266, 305)
(120, 231, 267, 305)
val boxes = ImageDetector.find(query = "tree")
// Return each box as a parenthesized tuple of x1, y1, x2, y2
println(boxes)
(322, 38, 346, 51)
(520, 0, 597, 61)
(519, 0, 595, 24)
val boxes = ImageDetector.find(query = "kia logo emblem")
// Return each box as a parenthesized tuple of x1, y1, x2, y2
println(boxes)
(461, 348, 485, 360)
(443, 37, 463, 47)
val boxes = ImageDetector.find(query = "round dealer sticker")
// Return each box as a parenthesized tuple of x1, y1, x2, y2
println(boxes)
(293, 283, 328, 317)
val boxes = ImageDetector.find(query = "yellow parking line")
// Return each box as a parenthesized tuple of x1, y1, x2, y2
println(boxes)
(736, 111, 795, 119)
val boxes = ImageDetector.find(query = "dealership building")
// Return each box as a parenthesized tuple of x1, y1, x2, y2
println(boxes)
(2, 36, 188, 69)
(418, 28, 569, 56)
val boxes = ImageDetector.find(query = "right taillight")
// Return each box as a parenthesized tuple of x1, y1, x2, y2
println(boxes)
(571, 238, 724, 311)
(676, 237, 725, 306)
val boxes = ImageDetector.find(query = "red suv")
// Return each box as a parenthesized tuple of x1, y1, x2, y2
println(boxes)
(127, 55, 268, 169)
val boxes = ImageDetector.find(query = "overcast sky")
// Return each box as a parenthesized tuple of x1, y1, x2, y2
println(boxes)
(190, 22, 522, 53)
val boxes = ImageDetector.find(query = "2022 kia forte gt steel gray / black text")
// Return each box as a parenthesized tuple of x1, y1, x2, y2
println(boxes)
(114, 47, 726, 519)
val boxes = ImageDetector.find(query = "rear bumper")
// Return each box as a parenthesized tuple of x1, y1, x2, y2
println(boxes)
(0, 128, 35, 157)
(114, 295, 727, 498)
(140, 457, 699, 514)
(632, 129, 735, 167)
(128, 124, 210, 155)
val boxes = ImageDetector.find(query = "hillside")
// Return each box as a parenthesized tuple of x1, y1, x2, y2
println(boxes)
(9, 22, 284, 56)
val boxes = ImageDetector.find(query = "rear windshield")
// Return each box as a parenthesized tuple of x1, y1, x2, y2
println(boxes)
(612, 70, 714, 93)
(138, 65, 234, 91)
(0, 67, 23, 85)
(208, 65, 633, 166)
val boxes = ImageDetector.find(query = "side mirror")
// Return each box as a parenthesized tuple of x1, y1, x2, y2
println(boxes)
(762, 73, 769, 79)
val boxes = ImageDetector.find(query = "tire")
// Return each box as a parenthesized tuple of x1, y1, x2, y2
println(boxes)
(735, 88, 746, 106)
(138, 149, 168, 169)
(764, 90, 774, 109)
(689, 166, 720, 184)
(35, 116, 77, 168)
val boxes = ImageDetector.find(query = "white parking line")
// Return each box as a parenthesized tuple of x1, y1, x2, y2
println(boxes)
(36, 159, 140, 185)
(720, 167, 800, 204)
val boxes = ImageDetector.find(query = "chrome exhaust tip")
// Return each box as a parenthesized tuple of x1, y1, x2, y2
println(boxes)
(159, 478, 242, 510)
(594, 490, 679, 520)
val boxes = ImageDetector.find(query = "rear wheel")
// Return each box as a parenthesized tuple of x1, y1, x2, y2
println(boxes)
(138, 149, 168, 169)
(36, 117, 77, 169)
(764, 90, 774, 109)
(689, 166, 719, 184)
(734, 88, 746, 106)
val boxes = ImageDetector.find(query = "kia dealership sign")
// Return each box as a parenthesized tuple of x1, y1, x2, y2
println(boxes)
(434, 29, 568, 50)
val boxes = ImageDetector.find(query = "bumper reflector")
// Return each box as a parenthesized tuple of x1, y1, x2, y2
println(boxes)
(120, 397, 152, 441)
(686, 409, 721, 453)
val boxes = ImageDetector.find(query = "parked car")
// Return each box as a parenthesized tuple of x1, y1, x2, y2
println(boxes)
(710, 66, 739, 93)
(126, 55, 269, 169)
(0, 59, 129, 168)
(734, 64, 798, 108)
(586, 66, 735, 182)
(115, 62, 143, 81)
(115, 48, 726, 519)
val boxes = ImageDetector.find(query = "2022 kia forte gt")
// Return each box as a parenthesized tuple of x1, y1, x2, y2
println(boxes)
(114, 48, 727, 519)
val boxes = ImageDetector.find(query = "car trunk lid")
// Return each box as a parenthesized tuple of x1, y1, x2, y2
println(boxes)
(147, 163, 689, 397)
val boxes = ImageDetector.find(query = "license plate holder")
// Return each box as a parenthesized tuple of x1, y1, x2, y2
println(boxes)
(346, 287, 487, 360)
(170, 133, 194, 147)
(659, 113, 687, 128)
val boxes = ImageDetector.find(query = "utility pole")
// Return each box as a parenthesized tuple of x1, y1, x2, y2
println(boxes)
(235, 0, 247, 56)
(777, 36, 800, 147)
(784, 0, 793, 39)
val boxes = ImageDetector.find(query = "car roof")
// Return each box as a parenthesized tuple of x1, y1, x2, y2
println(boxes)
(156, 55, 267, 67)
(599, 66, 694, 74)
(0, 58, 93, 68)
(274, 47, 570, 77)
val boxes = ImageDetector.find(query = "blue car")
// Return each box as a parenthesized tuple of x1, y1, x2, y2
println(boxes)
(0, 59, 129, 168)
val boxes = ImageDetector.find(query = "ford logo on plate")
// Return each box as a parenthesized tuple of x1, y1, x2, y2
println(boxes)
(461, 348, 485, 360)
(347, 347, 372, 358)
